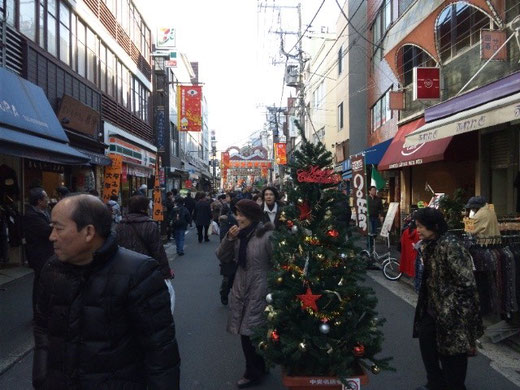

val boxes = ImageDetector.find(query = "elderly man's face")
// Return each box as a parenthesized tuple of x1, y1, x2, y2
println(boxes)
(49, 199, 96, 265)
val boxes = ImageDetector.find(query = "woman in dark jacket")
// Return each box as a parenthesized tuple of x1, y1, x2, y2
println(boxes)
(261, 186, 282, 228)
(413, 208, 483, 390)
(115, 195, 171, 279)
(216, 200, 273, 388)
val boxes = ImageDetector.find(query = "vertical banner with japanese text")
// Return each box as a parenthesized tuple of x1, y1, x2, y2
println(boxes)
(351, 154, 368, 235)
(152, 160, 164, 221)
(102, 154, 123, 203)
(221, 151, 230, 168)
(177, 85, 202, 131)
(274, 143, 287, 165)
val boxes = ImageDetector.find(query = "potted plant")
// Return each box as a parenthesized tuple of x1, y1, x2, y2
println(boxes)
(252, 122, 391, 389)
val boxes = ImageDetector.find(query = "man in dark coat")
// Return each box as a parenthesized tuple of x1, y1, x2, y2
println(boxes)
(34, 194, 180, 389)
(23, 187, 54, 314)
(171, 197, 191, 256)
(184, 192, 196, 227)
(193, 192, 212, 243)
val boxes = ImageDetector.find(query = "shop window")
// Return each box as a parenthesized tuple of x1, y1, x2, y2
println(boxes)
(397, 44, 437, 86)
(59, 2, 70, 65)
(436, 2, 491, 63)
(338, 102, 344, 130)
(19, 0, 36, 41)
(371, 88, 392, 131)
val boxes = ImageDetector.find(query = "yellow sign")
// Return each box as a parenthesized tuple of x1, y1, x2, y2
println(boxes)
(463, 217, 475, 233)
(102, 154, 123, 203)
(152, 160, 164, 221)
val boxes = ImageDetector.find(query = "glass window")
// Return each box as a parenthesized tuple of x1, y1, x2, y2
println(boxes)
(384, 0, 392, 30)
(19, 0, 36, 41)
(70, 15, 76, 71)
(77, 20, 86, 77)
(338, 102, 344, 130)
(436, 3, 490, 63)
(6, 0, 15, 26)
(338, 45, 343, 75)
(46, 0, 57, 56)
(99, 43, 106, 92)
(39, 1, 44, 47)
(103, 0, 116, 15)
(59, 2, 70, 64)
(399, 45, 436, 86)
(107, 50, 115, 96)
(117, 61, 123, 104)
(87, 28, 97, 83)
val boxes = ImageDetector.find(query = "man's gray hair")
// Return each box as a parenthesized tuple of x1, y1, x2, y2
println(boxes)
(68, 194, 113, 239)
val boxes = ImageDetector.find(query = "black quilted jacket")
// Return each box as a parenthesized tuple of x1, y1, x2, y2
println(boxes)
(32, 234, 181, 390)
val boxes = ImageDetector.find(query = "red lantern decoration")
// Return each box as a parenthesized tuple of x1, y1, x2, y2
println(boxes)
(353, 344, 365, 357)
(327, 229, 340, 238)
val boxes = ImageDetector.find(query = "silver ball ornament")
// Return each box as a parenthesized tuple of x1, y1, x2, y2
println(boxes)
(266, 293, 274, 304)
(291, 225, 298, 233)
(319, 323, 331, 334)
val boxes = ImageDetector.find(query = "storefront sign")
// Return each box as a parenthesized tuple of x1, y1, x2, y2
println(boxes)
(275, 143, 287, 165)
(102, 154, 123, 203)
(380, 202, 399, 238)
(58, 95, 99, 137)
(481, 30, 507, 61)
(156, 27, 176, 48)
(351, 154, 367, 235)
(413, 67, 440, 101)
(25, 159, 65, 173)
(165, 51, 178, 68)
(155, 108, 166, 152)
(152, 161, 164, 222)
(177, 86, 202, 132)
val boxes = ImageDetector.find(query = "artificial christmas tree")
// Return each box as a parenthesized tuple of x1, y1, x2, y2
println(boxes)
(252, 123, 391, 389)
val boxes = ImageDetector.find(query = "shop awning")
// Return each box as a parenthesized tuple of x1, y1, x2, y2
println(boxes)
(74, 147, 112, 166)
(405, 92, 520, 147)
(363, 139, 393, 165)
(0, 67, 89, 164)
(379, 118, 453, 170)
(0, 126, 90, 164)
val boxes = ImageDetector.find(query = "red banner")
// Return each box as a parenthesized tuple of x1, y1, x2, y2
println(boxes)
(351, 154, 368, 235)
(275, 143, 287, 165)
(178, 85, 202, 131)
(222, 152, 230, 168)
(413, 67, 440, 100)
(152, 160, 164, 222)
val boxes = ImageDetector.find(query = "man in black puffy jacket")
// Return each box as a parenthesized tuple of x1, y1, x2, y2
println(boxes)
(33, 194, 180, 390)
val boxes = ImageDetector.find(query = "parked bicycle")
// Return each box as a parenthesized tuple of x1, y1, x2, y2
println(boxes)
(359, 233, 402, 281)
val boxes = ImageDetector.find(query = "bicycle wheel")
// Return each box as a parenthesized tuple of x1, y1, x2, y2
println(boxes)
(383, 258, 402, 281)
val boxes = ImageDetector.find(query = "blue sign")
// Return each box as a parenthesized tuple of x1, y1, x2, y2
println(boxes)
(342, 159, 351, 172)
(155, 109, 166, 151)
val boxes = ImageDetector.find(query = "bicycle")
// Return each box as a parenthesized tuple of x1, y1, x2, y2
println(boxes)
(359, 233, 402, 281)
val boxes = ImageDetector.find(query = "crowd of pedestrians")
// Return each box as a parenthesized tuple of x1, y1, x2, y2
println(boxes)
(19, 183, 485, 390)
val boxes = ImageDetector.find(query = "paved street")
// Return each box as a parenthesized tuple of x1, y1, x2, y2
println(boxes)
(1, 228, 519, 389)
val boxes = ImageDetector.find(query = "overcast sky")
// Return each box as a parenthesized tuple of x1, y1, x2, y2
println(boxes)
(135, 0, 339, 152)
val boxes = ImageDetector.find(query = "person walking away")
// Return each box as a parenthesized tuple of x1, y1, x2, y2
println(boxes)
(107, 194, 122, 225)
(171, 197, 191, 256)
(261, 186, 282, 228)
(211, 195, 225, 225)
(23, 187, 54, 315)
(367, 186, 384, 235)
(34, 194, 180, 389)
(184, 192, 196, 227)
(413, 207, 483, 390)
(218, 196, 239, 305)
(216, 200, 273, 388)
(165, 191, 176, 241)
(115, 195, 172, 280)
(194, 192, 212, 243)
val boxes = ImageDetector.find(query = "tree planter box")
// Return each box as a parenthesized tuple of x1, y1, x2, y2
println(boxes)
(282, 364, 368, 390)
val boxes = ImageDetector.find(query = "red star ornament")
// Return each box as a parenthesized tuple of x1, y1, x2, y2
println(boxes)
(297, 287, 322, 312)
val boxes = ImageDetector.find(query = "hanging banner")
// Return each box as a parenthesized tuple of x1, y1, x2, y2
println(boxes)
(481, 30, 507, 61)
(102, 154, 123, 203)
(152, 160, 164, 222)
(222, 151, 230, 168)
(275, 143, 287, 165)
(351, 154, 368, 235)
(178, 85, 202, 131)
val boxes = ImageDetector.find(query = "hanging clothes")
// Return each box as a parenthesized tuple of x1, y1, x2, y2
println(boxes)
(400, 226, 419, 277)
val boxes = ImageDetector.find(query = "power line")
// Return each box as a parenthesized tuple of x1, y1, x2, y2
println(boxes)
(287, 0, 327, 55)
(334, 0, 382, 50)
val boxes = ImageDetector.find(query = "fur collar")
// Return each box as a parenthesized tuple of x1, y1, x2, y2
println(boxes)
(255, 222, 274, 238)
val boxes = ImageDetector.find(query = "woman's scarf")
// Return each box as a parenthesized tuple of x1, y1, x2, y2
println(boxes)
(237, 222, 258, 268)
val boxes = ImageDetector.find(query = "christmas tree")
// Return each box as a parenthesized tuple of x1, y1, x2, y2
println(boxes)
(252, 123, 391, 382)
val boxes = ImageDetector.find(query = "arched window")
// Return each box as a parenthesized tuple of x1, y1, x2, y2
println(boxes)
(436, 2, 491, 63)
(397, 45, 437, 86)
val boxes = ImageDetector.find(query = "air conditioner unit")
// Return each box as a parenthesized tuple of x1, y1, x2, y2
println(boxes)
(285, 65, 300, 88)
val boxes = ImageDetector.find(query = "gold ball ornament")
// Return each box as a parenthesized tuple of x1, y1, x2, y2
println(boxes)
(316, 253, 324, 260)
(276, 276, 284, 285)
(370, 364, 381, 375)
(297, 198, 304, 205)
